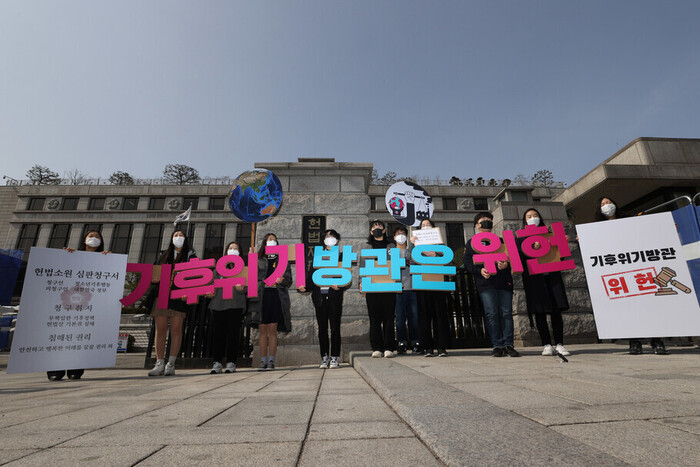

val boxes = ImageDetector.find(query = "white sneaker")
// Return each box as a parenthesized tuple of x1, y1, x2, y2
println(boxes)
(319, 355, 329, 369)
(542, 344, 554, 356)
(555, 344, 570, 356)
(371, 350, 383, 358)
(330, 356, 339, 368)
(384, 350, 394, 358)
(148, 360, 165, 376)
(225, 362, 236, 373)
(210, 362, 223, 374)
(164, 362, 175, 376)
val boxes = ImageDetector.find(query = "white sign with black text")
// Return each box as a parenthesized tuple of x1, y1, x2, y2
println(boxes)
(577, 213, 700, 339)
(7, 248, 127, 374)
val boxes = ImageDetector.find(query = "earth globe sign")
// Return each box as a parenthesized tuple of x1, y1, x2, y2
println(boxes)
(388, 196, 404, 215)
(228, 169, 283, 222)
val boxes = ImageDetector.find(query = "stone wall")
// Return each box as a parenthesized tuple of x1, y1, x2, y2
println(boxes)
(251, 162, 374, 365)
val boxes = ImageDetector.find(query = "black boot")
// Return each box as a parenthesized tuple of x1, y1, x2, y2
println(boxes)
(629, 340, 643, 355)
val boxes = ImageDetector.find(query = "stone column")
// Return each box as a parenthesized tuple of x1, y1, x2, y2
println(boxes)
(68, 224, 85, 250)
(253, 161, 373, 365)
(129, 223, 145, 264)
(101, 224, 115, 251)
(192, 224, 206, 257)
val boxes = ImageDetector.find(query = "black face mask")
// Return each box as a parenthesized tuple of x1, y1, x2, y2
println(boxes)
(371, 228, 384, 238)
(479, 220, 493, 230)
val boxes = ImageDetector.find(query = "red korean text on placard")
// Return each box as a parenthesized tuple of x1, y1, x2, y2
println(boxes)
(601, 267, 659, 299)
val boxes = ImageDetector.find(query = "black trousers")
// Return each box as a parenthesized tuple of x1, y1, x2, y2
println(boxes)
(211, 308, 244, 364)
(417, 291, 451, 350)
(366, 293, 396, 352)
(535, 311, 564, 346)
(315, 294, 342, 357)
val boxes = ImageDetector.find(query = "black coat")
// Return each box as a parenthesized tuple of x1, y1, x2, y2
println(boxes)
(463, 238, 514, 292)
(305, 249, 349, 308)
(245, 256, 293, 332)
(518, 237, 569, 317)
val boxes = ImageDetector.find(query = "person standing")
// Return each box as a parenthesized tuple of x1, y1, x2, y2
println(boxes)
(147, 230, 196, 377)
(361, 220, 397, 358)
(246, 233, 293, 370)
(591, 196, 667, 355)
(412, 219, 451, 357)
(207, 242, 246, 374)
(47, 230, 110, 381)
(299, 229, 347, 369)
(392, 226, 420, 354)
(463, 213, 520, 357)
(519, 208, 570, 357)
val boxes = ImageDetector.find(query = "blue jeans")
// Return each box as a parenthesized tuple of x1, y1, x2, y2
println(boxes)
(479, 289, 514, 348)
(395, 290, 419, 345)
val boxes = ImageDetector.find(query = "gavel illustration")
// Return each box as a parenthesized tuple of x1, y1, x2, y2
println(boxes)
(654, 267, 692, 294)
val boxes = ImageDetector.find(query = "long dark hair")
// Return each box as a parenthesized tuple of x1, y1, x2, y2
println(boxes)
(418, 218, 435, 229)
(522, 208, 547, 228)
(159, 230, 190, 264)
(593, 196, 622, 222)
(78, 230, 105, 253)
(224, 241, 240, 255)
(258, 233, 278, 258)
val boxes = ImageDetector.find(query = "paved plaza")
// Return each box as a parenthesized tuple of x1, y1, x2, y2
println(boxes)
(1, 344, 699, 466)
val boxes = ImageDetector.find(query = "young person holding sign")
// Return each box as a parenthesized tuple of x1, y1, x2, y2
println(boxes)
(463, 213, 519, 358)
(47, 229, 110, 381)
(412, 219, 450, 357)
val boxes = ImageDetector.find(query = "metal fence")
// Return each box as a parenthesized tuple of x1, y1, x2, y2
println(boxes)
(448, 268, 491, 348)
(144, 268, 490, 368)
(145, 300, 252, 368)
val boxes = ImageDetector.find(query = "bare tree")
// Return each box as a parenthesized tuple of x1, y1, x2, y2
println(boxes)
(163, 164, 200, 185)
(109, 171, 135, 185)
(512, 174, 529, 186)
(65, 168, 89, 185)
(26, 165, 60, 185)
(531, 169, 554, 187)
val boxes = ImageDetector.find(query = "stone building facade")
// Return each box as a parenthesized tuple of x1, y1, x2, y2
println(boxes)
(3, 137, 697, 364)
(1, 158, 592, 364)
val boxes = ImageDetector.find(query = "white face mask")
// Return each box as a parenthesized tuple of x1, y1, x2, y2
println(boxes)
(601, 203, 616, 217)
(227, 249, 239, 256)
(324, 237, 338, 247)
(172, 237, 185, 248)
(394, 234, 407, 245)
(526, 217, 540, 226)
(266, 240, 277, 247)
(85, 237, 101, 248)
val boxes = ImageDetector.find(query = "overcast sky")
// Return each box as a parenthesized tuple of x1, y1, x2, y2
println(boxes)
(1, 1, 699, 185)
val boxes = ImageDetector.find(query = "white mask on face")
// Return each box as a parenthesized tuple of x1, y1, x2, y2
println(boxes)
(85, 237, 101, 248)
(324, 237, 338, 247)
(601, 203, 616, 217)
(172, 237, 185, 248)
(394, 234, 407, 245)
(266, 240, 277, 247)
(526, 217, 540, 226)
(227, 249, 239, 256)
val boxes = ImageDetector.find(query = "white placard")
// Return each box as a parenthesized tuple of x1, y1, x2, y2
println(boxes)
(577, 213, 700, 339)
(7, 248, 127, 373)
(412, 227, 444, 245)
